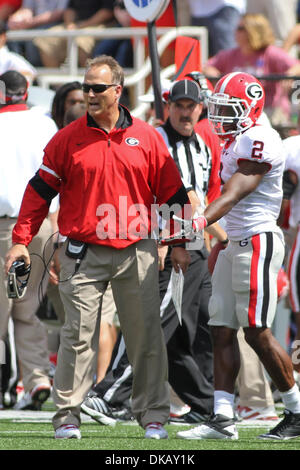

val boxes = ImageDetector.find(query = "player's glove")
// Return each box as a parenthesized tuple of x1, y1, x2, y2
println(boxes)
(159, 214, 207, 246)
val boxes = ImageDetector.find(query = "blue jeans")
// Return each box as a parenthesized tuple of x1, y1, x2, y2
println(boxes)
(7, 22, 60, 67)
(191, 6, 241, 56)
(93, 38, 133, 68)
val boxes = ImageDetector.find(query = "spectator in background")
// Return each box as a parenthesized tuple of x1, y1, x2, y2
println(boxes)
(7, 0, 68, 66)
(93, 0, 133, 69)
(283, 22, 300, 54)
(0, 19, 36, 83)
(34, 0, 114, 68)
(203, 13, 300, 126)
(246, 0, 297, 43)
(50, 80, 84, 129)
(187, 0, 246, 56)
(0, 0, 21, 22)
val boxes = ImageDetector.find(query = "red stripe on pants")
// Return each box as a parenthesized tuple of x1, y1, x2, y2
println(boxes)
(248, 234, 260, 327)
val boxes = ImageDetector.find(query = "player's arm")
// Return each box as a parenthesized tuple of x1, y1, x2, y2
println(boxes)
(204, 159, 270, 226)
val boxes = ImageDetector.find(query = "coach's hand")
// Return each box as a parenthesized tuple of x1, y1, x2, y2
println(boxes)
(171, 247, 191, 274)
(5, 244, 30, 275)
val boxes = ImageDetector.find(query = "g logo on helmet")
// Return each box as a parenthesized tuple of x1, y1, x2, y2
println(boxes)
(245, 83, 264, 100)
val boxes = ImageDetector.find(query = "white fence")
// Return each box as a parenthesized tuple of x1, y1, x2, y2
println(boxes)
(6, 26, 208, 108)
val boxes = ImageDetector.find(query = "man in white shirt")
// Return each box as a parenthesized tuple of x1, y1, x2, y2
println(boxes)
(0, 20, 36, 83)
(0, 70, 58, 410)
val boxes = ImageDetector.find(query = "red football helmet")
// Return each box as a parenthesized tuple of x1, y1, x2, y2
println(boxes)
(208, 72, 265, 138)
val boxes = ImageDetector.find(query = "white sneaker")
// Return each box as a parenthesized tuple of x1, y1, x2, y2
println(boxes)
(55, 424, 81, 439)
(14, 383, 51, 411)
(170, 402, 191, 418)
(176, 414, 238, 440)
(237, 405, 278, 421)
(145, 422, 168, 439)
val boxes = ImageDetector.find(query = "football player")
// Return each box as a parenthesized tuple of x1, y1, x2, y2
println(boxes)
(176, 71, 300, 441)
(280, 133, 300, 378)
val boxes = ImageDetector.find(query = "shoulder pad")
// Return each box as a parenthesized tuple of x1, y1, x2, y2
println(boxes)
(233, 126, 282, 165)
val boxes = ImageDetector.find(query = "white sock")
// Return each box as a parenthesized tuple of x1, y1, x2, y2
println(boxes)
(214, 390, 235, 419)
(280, 383, 300, 414)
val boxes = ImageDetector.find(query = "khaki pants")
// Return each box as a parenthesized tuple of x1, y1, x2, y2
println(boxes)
(33, 25, 104, 65)
(53, 238, 169, 430)
(0, 218, 51, 392)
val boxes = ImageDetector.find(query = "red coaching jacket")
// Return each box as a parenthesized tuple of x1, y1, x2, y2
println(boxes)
(12, 105, 189, 249)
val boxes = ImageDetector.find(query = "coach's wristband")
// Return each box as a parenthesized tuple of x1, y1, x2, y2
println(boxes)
(220, 238, 229, 245)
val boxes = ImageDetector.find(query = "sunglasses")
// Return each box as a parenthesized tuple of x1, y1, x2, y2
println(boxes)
(236, 25, 246, 31)
(82, 83, 117, 93)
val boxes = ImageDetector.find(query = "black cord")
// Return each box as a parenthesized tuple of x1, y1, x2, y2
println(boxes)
(29, 231, 79, 307)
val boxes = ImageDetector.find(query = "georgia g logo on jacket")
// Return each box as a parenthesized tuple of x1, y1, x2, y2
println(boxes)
(125, 137, 139, 146)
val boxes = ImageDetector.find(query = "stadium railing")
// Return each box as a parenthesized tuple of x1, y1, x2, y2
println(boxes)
(6, 26, 208, 108)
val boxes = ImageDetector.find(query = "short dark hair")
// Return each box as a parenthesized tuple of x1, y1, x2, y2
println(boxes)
(0, 70, 28, 97)
(0, 20, 7, 35)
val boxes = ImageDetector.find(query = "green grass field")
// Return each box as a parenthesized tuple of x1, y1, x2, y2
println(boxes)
(1, 412, 300, 452)
(0, 398, 299, 454)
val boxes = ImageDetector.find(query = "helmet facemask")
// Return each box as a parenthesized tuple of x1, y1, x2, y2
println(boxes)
(208, 93, 254, 137)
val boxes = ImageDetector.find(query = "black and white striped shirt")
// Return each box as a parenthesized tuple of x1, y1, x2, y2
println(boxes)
(156, 119, 212, 207)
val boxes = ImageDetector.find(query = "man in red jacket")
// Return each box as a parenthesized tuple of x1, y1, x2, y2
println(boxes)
(5, 55, 191, 440)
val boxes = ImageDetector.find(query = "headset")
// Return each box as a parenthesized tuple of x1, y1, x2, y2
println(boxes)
(6, 232, 88, 304)
(7, 260, 31, 299)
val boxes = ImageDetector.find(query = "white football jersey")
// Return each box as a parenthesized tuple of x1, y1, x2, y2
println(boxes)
(220, 125, 285, 241)
(283, 135, 300, 228)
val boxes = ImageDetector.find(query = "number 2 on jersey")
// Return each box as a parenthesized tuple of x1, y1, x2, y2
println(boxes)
(251, 140, 264, 159)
